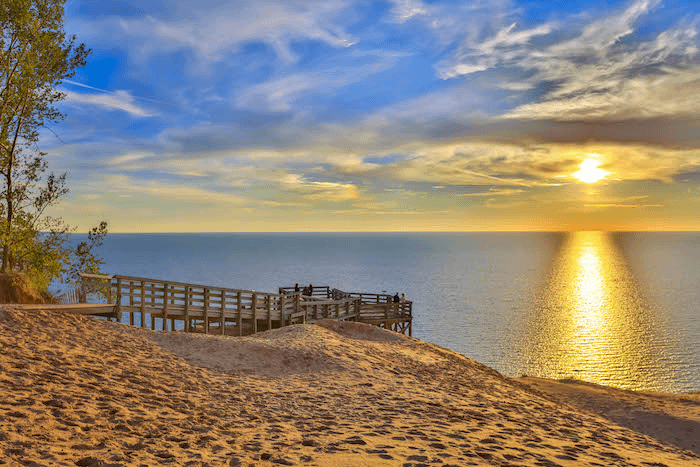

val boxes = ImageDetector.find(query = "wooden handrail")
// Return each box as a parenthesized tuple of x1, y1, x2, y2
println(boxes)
(79, 273, 114, 280)
(113, 274, 284, 297)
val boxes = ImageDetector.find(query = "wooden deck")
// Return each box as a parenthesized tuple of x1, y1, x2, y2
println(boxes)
(65, 274, 412, 336)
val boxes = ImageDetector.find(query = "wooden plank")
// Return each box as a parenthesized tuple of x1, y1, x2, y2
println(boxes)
(12, 304, 116, 315)
(115, 278, 122, 323)
(237, 291, 242, 336)
(279, 294, 286, 327)
(162, 283, 169, 331)
(140, 281, 146, 328)
(127, 281, 134, 326)
(203, 288, 209, 334)
(80, 273, 114, 280)
(112, 274, 284, 298)
(252, 293, 257, 334)
(149, 283, 155, 329)
(184, 286, 190, 332)
(220, 290, 226, 335)
(266, 295, 272, 330)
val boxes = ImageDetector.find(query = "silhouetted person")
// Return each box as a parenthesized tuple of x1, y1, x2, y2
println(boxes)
(393, 293, 400, 303)
(294, 283, 300, 293)
(308, 284, 313, 296)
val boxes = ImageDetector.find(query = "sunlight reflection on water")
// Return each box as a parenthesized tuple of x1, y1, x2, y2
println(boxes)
(517, 231, 680, 391)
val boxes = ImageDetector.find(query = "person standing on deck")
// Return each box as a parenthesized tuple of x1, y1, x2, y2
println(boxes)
(308, 284, 313, 296)
(393, 293, 400, 303)
(294, 283, 300, 293)
(400, 293, 406, 303)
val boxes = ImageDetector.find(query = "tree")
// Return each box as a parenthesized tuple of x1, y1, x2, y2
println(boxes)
(0, 0, 103, 292)
(64, 220, 107, 285)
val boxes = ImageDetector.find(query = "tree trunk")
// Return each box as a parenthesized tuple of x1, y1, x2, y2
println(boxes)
(2, 179, 12, 273)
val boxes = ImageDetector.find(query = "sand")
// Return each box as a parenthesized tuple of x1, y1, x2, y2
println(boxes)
(1, 306, 699, 466)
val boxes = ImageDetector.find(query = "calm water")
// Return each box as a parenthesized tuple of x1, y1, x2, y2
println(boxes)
(62, 231, 700, 393)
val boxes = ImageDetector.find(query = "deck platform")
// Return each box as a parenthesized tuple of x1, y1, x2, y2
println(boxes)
(49, 274, 413, 337)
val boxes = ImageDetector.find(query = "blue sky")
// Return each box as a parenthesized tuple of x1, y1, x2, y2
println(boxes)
(44, 0, 700, 231)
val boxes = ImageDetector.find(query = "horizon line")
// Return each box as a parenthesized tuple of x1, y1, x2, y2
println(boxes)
(60, 229, 700, 234)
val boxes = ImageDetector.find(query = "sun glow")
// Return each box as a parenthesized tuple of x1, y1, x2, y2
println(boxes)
(573, 157, 610, 183)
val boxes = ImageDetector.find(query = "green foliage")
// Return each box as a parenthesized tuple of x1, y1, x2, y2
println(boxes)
(0, 0, 105, 292)
(65, 221, 107, 285)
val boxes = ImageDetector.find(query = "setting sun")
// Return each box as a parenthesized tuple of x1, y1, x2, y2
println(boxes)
(573, 157, 610, 183)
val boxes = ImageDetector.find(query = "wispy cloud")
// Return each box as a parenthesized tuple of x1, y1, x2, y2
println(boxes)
(103, 175, 249, 205)
(236, 50, 405, 112)
(280, 174, 361, 202)
(78, 0, 356, 65)
(63, 90, 157, 117)
(460, 188, 526, 196)
(389, 0, 429, 23)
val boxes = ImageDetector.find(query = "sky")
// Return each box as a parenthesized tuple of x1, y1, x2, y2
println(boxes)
(43, 0, 700, 232)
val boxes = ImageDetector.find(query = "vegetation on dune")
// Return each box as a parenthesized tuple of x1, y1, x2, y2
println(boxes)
(0, 0, 106, 297)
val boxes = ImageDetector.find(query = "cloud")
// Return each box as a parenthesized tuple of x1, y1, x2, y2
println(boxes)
(460, 188, 526, 196)
(280, 174, 361, 202)
(103, 175, 249, 205)
(583, 203, 664, 208)
(235, 50, 405, 112)
(77, 0, 356, 65)
(438, 22, 553, 79)
(505, 66, 700, 121)
(237, 74, 322, 112)
(389, 0, 429, 23)
(63, 90, 157, 117)
(431, 0, 700, 123)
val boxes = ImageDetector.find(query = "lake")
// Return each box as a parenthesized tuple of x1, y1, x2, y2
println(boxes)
(62, 231, 700, 393)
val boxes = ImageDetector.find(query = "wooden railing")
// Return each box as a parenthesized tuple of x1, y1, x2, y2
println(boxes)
(55, 287, 81, 305)
(278, 285, 332, 298)
(79, 274, 368, 335)
(280, 285, 413, 336)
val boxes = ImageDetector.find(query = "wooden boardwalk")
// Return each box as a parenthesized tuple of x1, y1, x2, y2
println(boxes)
(63, 274, 412, 336)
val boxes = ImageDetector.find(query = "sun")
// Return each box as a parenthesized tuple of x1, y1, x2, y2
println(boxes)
(573, 157, 610, 183)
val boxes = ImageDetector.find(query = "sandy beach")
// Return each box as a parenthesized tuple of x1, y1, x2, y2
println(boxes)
(1, 306, 698, 466)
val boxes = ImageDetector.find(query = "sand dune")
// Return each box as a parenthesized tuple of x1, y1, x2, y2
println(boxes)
(1, 306, 699, 466)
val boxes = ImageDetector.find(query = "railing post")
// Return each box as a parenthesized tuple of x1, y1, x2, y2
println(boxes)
(140, 282, 146, 328)
(266, 295, 272, 330)
(252, 293, 258, 334)
(79, 276, 87, 304)
(384, 302, 389, 330)
(115, 278, 122, 323)
(279, 294, 286, 328)
(129, 281, 135, 326)
(162, 283, 169, 331)
(203, 288, 209, 334)
(237, 291, 242, 336)
(220, 290, 226, 335)
(184, 286, 190, 332)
